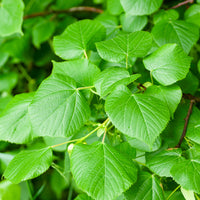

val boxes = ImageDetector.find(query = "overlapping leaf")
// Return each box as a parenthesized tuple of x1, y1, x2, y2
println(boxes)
(4, 148, 52, 184)
(152, 20, 199, 54)
(146, 149, 184, 177)
(120, 0, 163, 16)
(125, 171, 165, 200)
(94, 67, 140, 97)
(70, 142, 138, 200)
(171, 156, 200, 194)
(105, 85, 170, 145)
(0, 0, 24, 36)
(53, 20, 106, 60)
(143, 44, 192, 86)
(144, 85, 182, 117)
(29, 74, 90, 137)
(0, 93, 34, 144)
(96, 31, 152, 63)
(52, 59, 100, 87)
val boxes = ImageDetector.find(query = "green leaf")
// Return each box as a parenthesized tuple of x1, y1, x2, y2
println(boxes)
(152, 20, 199, 54)
(29, 74, 90, 137)
(53, 20, 106, 60)
(120, 14, 148, 32)
(32, 19, 55, 48)
(178, 71, 199, 95)
(94, 67, 140, 97)
(146, 149, 184, 177)
(0, 93, 34, 144)
(4, 147, 53, 184)
(96, 31, 152, 63)
(144, 85, 182, 117)
(125, 171, 165, 200)
(143, 43, 192, 86)
(0, 0, 24, 36)
(107, 0, 123, 16)
(184, 4, 200, 27)
(170, 156, 200, 193)
(75, 194, 94, 200)
(52, 59, 100, 87)
(0, 72, 18, 92)
(181, 187, 195, 200)
(120, 0, 163, 16)
(153, 9, 179, 24)
(105, 85, 170, 145)
(70, 142, 138, 200)
(0, 180, 21, 200)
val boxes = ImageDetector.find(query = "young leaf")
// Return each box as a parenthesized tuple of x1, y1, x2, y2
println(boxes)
(52, 59, 100, 87)
(53, 20, 106, 60)
(143, 43, 192, 86)
(170, 157, 200, 194)
(120, 14, 148, 32)
(0, 0, 24, 36)
(144, 85, 182, 117)
(96, 31, 152, 63)
(105, 85, 170, 146)
(70, 142, 138, 200)
(120, 0, 163, 16)
(3, 147, 53, 184)
(152, 20, 199, 54)
(146, 149, 184, 177)
(94, 67, 140, 97)
(0, 93, 34, 144)
(125, 171, 165, 200)
(29, 74, 90, 137)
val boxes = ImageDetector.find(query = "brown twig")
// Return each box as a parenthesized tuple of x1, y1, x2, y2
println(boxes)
(183, 93, 200, 102)
(24, 6, 103, 20)
(175, 99, 195, 148)
(169, 0, 194, 9)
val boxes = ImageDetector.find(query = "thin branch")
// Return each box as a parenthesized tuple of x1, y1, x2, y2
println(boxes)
(175, 99, 195, 148)
(169, 0, 194, 9)
(183, 93, 200, 102)
(24, 6, 103, 20)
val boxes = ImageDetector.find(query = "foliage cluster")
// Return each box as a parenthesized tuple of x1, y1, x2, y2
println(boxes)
(0, 0, 200, 199)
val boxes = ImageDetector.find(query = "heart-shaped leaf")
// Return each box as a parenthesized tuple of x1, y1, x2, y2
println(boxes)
(105, 85, 170, 145)
(4, 148, 52, 184)
(96, 31, 152, 63)
(70, 142, 138, 200)
(53, 19, 106, 60)
(120, 0, 163, 16)
(29, 74, 90, 137)
(143, 43, 192, 86)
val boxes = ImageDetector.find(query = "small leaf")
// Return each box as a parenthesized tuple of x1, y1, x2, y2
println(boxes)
(120, 0, 163, 16)
(125, 171, 165, 200)
(53, 19, 106, 60)
(120, 14, 148, 32)
(4, 148, 53, 184)
(143, 43, 192, 86)
(105, 85, 170, 145)
(146, 149, 184, 177)
(70, 142, 138, 200)
(144, 85, 182, 117)
(170, 156, 200, 193)
(94, 67, 140, 97)
(0, 0, 24, 36)
(184, 4, 200, 27)
(152, 20, 199, 54)
(52, 59, 100, 87)
(0, 93, 34, 144)
(29, 74, 90, 137)
(96, 31, 152, 63)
